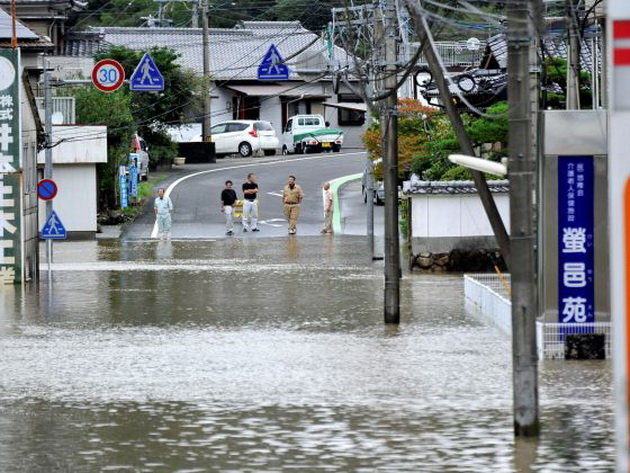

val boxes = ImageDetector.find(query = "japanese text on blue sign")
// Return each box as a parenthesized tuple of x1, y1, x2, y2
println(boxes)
(558, 156, 595, 325)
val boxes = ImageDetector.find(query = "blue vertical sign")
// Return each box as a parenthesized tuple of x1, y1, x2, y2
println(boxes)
(558, 156, 595, 326)
(129, 165, 139, 197)
(119, 165, 128, 209)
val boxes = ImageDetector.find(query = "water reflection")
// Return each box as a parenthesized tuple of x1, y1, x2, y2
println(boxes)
(0, 237, 614, 472)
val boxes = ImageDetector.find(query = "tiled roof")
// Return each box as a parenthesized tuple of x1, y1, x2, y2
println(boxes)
(405, 180, 509, 195)
(68, 21, 345, 81)
(0, 6, 53, 48)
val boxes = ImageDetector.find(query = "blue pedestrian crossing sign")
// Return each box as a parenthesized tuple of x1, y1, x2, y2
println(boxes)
(41, 210, 67, 240)
(258, 44, 290, 80)
(130, 53, 164, 91)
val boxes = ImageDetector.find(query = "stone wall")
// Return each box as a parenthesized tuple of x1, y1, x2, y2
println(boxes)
(411, 248, 507, 273)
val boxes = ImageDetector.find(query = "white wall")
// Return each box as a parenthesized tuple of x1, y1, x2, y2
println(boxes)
(37, 126, 107, 164)
(38, 164, 98, 233)
(411, 193, 510, 238)
(259, 95, 283, 139)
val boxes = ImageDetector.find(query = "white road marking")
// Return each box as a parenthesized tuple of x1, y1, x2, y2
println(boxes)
(150, 151, 365, 238)
(267, 192, 283, 197)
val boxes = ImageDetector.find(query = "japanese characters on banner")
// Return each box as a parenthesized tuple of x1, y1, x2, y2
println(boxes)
(558, 156, 595, 325)
(119, 165, 128, 209)
(0, 50, 21, 284)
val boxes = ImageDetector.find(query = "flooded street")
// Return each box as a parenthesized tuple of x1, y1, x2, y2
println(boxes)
(0, 237, 613, 472)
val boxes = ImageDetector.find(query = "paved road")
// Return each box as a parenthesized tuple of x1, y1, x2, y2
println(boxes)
(124, 151, 367, 239)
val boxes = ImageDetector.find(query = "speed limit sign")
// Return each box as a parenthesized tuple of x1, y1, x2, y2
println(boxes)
(92, 59, 125, 92)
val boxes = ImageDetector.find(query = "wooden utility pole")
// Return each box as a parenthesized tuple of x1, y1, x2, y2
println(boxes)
(382, 0, 400, 324)
(507, 0, 540, 436)
(201, 0, 212, 141)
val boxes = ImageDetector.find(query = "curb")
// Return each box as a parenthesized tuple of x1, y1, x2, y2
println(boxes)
(329, 173, 362, 234)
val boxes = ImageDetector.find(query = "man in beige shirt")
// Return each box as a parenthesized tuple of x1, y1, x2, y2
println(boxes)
(283, 175, 304, 235)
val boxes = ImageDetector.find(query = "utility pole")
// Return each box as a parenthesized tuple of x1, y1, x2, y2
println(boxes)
(201, 0, 212, 141)
(382, 0, 400, 324)
(43, 60, 54, 268)
(507, 0, 539, 436)
(191, 0, 198, 28)
(566, 0, 581, 109)
(403, 6, 511, 264)
(367, 157, 375, 260)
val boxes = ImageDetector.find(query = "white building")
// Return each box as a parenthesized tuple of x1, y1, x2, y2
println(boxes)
(37, 125, 107, 238)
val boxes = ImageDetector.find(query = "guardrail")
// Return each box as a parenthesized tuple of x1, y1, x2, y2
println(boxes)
(464, 273, 611, 360)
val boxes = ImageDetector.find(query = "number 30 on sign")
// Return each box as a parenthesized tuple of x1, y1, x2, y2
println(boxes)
(92, 59, 125, 92)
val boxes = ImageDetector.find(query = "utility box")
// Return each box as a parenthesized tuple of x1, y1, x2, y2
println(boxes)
(540, 110, 609, 327)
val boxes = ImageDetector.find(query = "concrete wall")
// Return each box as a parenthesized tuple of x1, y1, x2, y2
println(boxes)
(37, 126, 107, 236)
(37, 126, 107, 164)
(410, 193, 510, 252)
(38, 164, 98, 234)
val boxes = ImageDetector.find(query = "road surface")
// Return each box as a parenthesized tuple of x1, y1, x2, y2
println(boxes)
(124, 151, 367, 239)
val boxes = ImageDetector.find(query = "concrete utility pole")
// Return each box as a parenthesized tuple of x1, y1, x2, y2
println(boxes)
(191, 0, 198, 28)
(43, 60, 54, 268)
(566, 0, 581, 109)
(403, 5, 512, 264)
(382, 0, 400, 324)
(201, 0, 212, 141)
(507, 0, 540, 436)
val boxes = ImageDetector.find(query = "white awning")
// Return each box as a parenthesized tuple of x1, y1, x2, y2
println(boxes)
(322, 101, 367, 112)
(226, 84, 329, 98)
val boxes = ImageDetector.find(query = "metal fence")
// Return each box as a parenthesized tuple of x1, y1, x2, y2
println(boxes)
(413, 41, 486, 68)
(536, 321, 611, 360)
(35, 96, 76, 125)
(464, 273, 612, 359)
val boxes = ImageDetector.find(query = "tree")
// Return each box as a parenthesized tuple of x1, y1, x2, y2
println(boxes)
(72, 86, 134, 209)
(95, 46, 205, 166)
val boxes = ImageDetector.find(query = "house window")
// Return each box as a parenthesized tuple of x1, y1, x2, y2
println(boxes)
(337, 93, 365, 126)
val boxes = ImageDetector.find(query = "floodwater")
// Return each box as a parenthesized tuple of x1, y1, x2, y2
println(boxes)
(0, 237, 614, 472)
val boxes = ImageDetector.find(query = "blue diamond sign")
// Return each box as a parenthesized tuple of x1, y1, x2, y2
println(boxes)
(41, 210, 67, 240)
(130, 53, 164, 91)
(258, 44, 290, 80)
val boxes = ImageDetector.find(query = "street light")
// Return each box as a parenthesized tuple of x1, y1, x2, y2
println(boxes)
(448, 154, 508, 177)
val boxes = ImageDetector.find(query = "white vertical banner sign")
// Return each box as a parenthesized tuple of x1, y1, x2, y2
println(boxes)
(0, 49, 21, 284)
(609, 2, 630, 471)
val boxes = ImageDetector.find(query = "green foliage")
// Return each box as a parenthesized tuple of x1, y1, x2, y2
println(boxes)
(543, 57, 593, 109)
(71, 86, 134, 209)
(466, 101, 508, 145)
(364, 99, 511, 182)
(95, 46, 202, 136)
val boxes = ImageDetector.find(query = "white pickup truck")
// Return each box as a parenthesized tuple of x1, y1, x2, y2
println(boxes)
(281, 114, 344, 155)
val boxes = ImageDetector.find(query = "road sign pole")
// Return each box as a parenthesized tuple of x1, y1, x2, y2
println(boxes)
(201, 0, 212, 142)
(44, 59, 53, 264)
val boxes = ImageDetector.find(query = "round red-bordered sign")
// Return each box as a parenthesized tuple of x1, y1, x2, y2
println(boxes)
(92, 59, 125, 92)
(37, 179, 58, 200)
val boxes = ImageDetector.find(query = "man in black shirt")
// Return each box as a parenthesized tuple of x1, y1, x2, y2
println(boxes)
(221, 180, 237, 235)
(242, 172, 259, 232)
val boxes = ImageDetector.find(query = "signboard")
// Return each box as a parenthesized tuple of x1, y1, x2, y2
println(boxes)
(257, 44, 289, 80)
(40, 210, 66, 240)
(558, 156, 595, 326)
(37, 179, 58, 201)
(129, 165, 139, 197)
(0, 49, 21, 284)
(119, 165, 128, 209)
(92, 59, 125, 92)
(130, 53, 164, 91)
